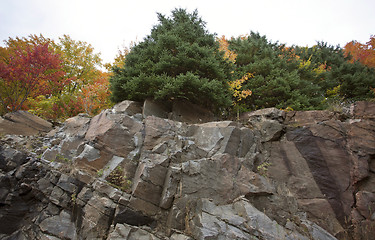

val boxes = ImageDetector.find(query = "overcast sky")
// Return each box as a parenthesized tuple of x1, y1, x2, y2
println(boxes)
(1, 0, 374, 64)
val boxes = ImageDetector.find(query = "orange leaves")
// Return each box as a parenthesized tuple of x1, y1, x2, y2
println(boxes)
(344, 35, 375, 68)
(79, 71, 112, 115)
(26, 71, 112, 121)
(279, 47, 300, 62)
(217, 35, 237, 63)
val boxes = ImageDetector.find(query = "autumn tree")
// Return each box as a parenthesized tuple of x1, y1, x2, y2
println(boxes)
(28, 35, 110, 120)
(55, 35, 103, 93)
(110, 9, 234, 111)
(80, 71, 112, 115)
(0, 42, 66, 114)
(1, 34, 111, 120)
(217, 35, 237, 63)
(344, 35, 375, 68)
(228, 73, 252, 119)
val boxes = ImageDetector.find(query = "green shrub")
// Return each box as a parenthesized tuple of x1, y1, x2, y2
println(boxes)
(106, 166, 132, 193)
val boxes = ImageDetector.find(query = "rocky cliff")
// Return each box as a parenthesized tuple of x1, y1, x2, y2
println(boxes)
(0, 100, 374, 240)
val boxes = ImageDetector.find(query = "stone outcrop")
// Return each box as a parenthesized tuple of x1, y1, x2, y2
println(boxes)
(0, 100, 374, 239)
(142, 99, 215, 123)
(0, 111, 52, 136)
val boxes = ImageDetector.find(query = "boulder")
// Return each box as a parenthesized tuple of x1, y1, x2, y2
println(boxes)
(59, 113, 91, 138)
(107, 223, 161, 240)
(0, 111, 52, 135)
(142, 99, 170, 119)
(243, 108, 285, 142)
(142, 99, 215, 124)
(242, 107, 285, 121)
(169, 100, 215, 123)
(355, 191, 375, 219)
(112, 100, 143, 116)
(39, 210, 77, 240)
(0, 147, 28, 171)
(351, 101, 375, 119)
(285, 110, 337, 127)
(186, 198, 336, 240)
(79, 192, 116, 238)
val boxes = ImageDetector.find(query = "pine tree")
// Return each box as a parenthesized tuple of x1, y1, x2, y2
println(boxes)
(229, 32, 324, 110)
(295, 42, 375, 101)
(110, 9, 233, 111)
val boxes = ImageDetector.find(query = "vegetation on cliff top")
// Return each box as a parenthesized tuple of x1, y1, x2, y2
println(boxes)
(1, 8, 374, 120)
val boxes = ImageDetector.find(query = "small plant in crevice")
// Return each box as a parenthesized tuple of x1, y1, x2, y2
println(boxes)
(71, 193, 77, 203)
(55, 153, 71, 163)
(257, 162, 271, 177)
(97, 168, 104, 177)
(106, 166, 132, 193)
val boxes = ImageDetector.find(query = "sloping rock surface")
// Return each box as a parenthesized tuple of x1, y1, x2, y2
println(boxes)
(0, 111, 52, 136)
(0, 100, 374, 239)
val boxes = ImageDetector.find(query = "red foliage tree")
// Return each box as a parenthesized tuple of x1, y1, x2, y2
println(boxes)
(0, 43, 66, 113)
(344, 35, 375, 68)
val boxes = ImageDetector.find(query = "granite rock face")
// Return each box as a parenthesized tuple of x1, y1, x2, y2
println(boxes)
(0, 100, 374, 239)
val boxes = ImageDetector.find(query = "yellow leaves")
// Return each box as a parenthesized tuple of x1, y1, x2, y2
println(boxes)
(56, 34, 103, 88)
(280, 106, 294, 112)
(232, 89, 252, 101)
(299, 55, 312, 69)
(326, 85, 341, 97)
(298, 55, 330, 74)
(228, 73, 253, 104)
(313, 62, 330, 74)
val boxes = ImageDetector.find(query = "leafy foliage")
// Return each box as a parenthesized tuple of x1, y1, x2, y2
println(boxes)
(110, 9, 233, 111)
(80, 71, 113, 115)
(26, 95, 82, 120)
(55, 35, 103, 93)
(228, 73, 253, 119)
(344, 35, 375, 69)
(217, 35, 237, 63)
(0, 34, 111, 120)
(0, 42, 66, 114)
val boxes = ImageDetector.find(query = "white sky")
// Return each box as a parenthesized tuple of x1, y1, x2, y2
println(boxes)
(1, 0, 374, 64)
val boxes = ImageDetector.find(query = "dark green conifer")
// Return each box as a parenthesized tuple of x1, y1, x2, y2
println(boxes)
(110, 9, 233, 111)
(229, 32, 324, 110)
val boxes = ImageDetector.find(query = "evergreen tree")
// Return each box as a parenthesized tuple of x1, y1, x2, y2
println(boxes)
(294, 42, 375, 101)
(110, 9, 233, 111)
(229, 32, 324, 110)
